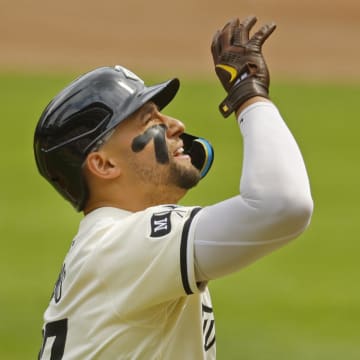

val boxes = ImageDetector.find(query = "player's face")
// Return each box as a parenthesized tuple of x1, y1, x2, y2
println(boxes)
(101, 102, 201, 197)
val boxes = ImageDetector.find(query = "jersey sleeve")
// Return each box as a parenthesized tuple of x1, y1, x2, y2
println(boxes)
(192, 102, 313, 281)
(93, 205, 203, 316)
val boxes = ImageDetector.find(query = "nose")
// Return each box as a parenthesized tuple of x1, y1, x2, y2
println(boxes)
(162, 115, 185, 138)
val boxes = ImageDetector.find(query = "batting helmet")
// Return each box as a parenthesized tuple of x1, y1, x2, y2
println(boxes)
(34, 65, 214, 211)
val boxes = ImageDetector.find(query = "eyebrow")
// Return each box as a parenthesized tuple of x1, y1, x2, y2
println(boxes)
(144, 102, 158, 112)
(138, 102, 158, 120)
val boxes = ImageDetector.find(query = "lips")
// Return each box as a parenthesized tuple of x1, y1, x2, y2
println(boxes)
(174, 147, 185, 156)
(173, 143, 191, 160)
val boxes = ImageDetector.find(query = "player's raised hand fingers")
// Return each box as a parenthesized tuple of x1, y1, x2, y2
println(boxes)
(211, 30, 221, 61)
(218, 18, 239, 50)
(249, 21, 277, 48)
(233, 15, 257, 46)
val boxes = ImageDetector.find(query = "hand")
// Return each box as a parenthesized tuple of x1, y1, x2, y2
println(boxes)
(211, 16, 276, 117)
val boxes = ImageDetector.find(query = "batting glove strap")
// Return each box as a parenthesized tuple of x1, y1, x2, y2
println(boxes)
(219, 77, 269, 117)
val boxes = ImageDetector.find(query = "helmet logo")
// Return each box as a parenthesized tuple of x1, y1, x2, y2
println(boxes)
(114, 65, 144, 84)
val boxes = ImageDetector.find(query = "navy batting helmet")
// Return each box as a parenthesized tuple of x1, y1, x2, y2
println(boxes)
(34, 65, 213, 211)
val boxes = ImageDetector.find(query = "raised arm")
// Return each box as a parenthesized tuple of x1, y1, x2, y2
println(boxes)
(192, 17, 313, 282)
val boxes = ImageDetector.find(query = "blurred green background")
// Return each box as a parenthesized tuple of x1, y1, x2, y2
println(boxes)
(0, 71, 359, 359)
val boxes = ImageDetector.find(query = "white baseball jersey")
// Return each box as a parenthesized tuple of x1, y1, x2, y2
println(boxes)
(38, 102, 314, 359)
(39, 205, 216, 359)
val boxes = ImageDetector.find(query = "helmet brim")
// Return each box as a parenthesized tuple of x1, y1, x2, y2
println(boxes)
(104, 77, 180, 133)
(144, 78, 180, 111)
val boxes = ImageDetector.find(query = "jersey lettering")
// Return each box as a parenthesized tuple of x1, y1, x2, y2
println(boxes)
(202, 304, 216, 351)
(150, 212, 172, 237)
(38, 319, 68, 360)
(53, 264, 66, 303)
(154, 218, 168, 232)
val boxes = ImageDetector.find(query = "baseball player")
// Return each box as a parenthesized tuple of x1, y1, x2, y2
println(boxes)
(35, 16, 313, 359)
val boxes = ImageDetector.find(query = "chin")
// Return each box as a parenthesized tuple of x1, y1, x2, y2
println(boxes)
(171, 164, 201, 190)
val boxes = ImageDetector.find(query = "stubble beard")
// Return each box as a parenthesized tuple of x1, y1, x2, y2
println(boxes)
(132, 157, 201, 191)
(168, 160, 201, 189)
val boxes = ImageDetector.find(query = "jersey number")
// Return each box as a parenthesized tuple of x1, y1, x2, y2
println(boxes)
(38, 319, 68, 360)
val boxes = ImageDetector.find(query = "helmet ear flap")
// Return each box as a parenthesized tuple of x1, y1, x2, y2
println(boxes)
(181, 133, 214, 179)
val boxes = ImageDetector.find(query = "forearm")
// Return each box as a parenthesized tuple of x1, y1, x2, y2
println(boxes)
(193, 101, 313, 281)
(235, 96, 270, 117)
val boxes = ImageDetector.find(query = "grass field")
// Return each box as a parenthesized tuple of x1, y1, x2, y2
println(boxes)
(1, 71, 359, 359)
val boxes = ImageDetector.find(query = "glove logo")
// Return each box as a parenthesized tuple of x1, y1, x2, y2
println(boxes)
(215, 64, 238, 82)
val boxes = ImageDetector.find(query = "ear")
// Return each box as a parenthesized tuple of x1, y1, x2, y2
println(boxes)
(85, 152, 121, 179)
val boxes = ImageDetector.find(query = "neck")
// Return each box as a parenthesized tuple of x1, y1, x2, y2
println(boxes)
(83, 187, 186, 215)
